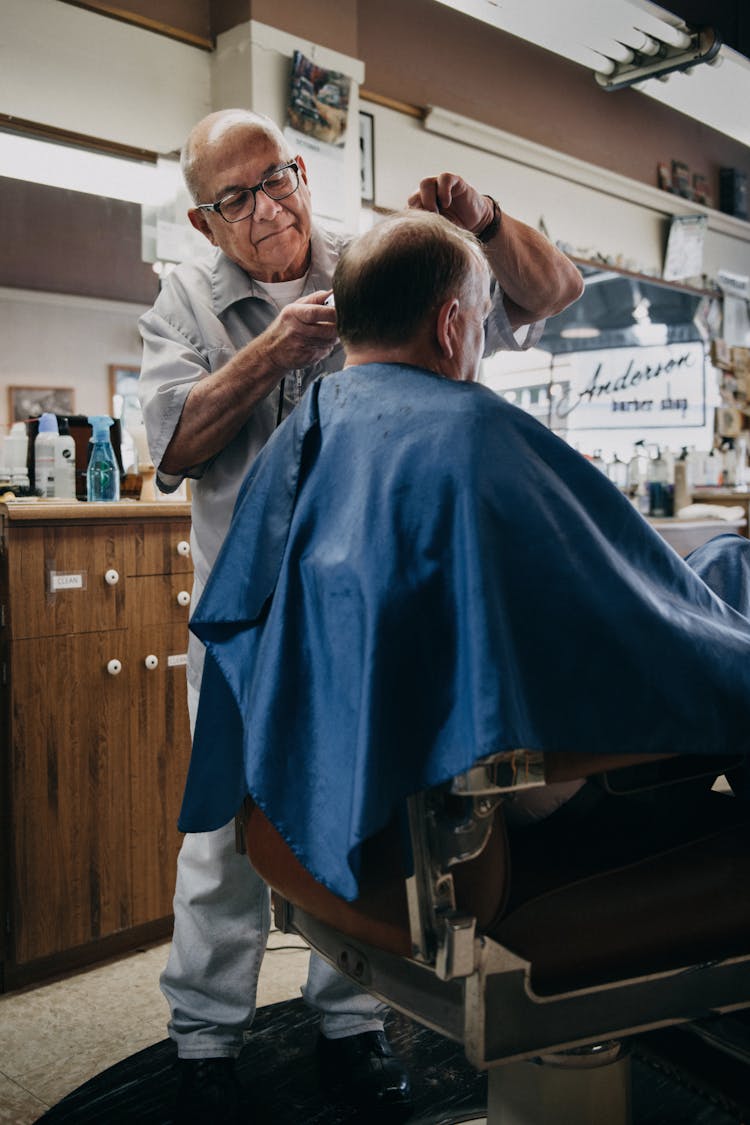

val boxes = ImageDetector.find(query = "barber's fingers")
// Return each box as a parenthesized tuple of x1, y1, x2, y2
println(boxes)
(269, 297, 338, 365)
(407, 173, 465, 213)
(298, 289, 334, 307)
(407, 174, 489, 233)
(291, 301, 337, 325)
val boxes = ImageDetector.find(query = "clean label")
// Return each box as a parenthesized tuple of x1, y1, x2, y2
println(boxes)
(49, 572, 85, 592)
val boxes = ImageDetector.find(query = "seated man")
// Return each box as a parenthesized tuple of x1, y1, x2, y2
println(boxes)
(181, 210, 750, 907)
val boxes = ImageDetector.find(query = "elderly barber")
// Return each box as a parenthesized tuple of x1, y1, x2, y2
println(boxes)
(138, 106, 583, 1123)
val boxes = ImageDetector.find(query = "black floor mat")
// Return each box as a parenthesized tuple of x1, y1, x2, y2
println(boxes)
(37, 998, 748, 1124)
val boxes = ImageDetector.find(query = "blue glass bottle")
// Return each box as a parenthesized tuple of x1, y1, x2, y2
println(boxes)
(86, 415, 120, 502)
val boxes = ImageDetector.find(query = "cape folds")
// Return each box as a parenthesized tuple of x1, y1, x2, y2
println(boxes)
(183, 364, 750, 900)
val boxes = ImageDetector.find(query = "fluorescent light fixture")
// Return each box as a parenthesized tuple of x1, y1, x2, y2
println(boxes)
(433, 0, 750, 146)
(594, 25, 720, 91)
(0, 131, 181, 206)
(560, 324, 602, 339)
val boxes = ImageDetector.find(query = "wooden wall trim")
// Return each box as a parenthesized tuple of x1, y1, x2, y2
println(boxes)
(58, 1, 214, 50)
(360, 89, 425, 120)
(0, 115, 160, 164)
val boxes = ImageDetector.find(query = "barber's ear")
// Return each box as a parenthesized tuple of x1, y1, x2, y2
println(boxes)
(296, 154, 309, 185)
(436, 298, 460, 358)
(188, 208, 218, 246)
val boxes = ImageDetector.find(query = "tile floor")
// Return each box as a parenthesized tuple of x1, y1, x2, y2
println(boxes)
(0, 928, 311, 1124)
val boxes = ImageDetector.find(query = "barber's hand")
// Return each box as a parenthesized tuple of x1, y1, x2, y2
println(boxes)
(260, 290, 338, 370)
(407, 173, 493, 236)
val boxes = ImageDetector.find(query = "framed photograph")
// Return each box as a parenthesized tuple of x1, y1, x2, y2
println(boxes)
(108, 364, 141, 422)
(359, 111, 375, 203)
(8, 385, 75, 422)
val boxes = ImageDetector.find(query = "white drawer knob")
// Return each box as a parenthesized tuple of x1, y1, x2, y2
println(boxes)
(104, 569, 120, 586)
(144, 654, 159, 671)
(176, 590, 191, 607)
(107, 658, 122, 676)
(176, 540, 191, 557)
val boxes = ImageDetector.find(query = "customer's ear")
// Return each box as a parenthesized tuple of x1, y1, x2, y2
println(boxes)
(435, 297, 459, 359)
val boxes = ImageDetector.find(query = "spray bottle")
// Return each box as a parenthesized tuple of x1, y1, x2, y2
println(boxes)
(86, 416, 120, 502)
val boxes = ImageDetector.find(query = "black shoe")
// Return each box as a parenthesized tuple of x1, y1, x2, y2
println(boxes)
(317, 1029, 413, 1117)
(173, 1057, 243, 1124)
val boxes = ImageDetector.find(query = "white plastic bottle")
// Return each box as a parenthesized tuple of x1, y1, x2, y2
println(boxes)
(34, 413, 59, 497)
(5, 422, 29, 491)
(54, 417, 77, 499)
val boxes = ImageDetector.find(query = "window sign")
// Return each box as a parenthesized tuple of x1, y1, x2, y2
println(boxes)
(553, 342, 706, 431)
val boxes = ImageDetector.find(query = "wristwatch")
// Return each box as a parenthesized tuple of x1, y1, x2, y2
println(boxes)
(477, 196, 502, 244)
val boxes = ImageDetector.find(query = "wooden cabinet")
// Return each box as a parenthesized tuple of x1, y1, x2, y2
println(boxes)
(0, 500, 193, 990)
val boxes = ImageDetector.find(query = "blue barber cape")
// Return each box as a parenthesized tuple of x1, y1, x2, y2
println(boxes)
(182, 364, 750, 900)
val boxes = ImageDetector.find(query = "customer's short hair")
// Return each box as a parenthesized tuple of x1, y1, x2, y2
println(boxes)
(333, 211, 485, 348)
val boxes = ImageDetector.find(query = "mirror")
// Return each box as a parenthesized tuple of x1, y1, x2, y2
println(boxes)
(482, 262, 719, 462)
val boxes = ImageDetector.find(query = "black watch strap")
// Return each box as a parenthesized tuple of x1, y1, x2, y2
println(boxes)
(477, 196, 501, 244)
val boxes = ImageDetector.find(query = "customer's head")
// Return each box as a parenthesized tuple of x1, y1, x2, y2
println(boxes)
(183, 109, 313, 283)
(334, 211, 491, 382)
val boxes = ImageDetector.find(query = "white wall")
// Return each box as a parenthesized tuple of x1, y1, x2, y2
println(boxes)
(366, 102, 750, 280)
(0, 289, 147, 433)
(2, 0, 210, 154)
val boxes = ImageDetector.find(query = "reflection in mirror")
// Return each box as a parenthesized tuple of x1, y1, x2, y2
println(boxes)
(482, 264, 720, 465)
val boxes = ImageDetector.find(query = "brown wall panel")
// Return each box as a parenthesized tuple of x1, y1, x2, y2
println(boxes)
(356, 0, 750, 199)
(249, 0, 357, 55)
(0, 178, 158, 304)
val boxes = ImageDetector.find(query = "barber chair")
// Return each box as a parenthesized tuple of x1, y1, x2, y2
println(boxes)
(244, 749, 750, 1124)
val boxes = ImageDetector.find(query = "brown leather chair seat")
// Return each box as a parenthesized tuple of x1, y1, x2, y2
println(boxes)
(245, 761, 750, 996)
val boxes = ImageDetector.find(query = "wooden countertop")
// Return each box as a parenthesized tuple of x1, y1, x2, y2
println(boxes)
(692, 488, 750, 501)
(0, 498, 191, 524)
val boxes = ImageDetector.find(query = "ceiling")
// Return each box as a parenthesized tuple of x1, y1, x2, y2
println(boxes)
(659, 0, 750, 59)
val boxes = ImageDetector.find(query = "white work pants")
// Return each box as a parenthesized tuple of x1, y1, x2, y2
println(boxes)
(161, 680, 387, 1058)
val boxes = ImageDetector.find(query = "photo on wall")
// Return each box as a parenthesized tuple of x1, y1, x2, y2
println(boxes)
(286, 49, 351, 147)
(284, 49, 353, 224)
(8, 386, 75, 422)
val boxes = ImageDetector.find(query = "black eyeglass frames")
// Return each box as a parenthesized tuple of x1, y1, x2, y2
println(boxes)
(195, 161, 300, 224)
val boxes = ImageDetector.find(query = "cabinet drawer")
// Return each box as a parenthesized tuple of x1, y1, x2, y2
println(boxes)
(5, 525, 128, 639)
(131, 521, 192, 576)
(126, 574, 193, 629)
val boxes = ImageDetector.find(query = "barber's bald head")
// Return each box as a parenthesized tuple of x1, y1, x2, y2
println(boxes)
(334, 211, 490, 382)
(181, 109, 290, 202)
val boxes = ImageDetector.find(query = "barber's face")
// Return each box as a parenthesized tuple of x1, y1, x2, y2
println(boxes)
(454, 257, 492, 382)
(188, 127, 313, 283)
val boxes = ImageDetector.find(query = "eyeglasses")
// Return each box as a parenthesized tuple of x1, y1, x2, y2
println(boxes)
(195, 161, 300, 224)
